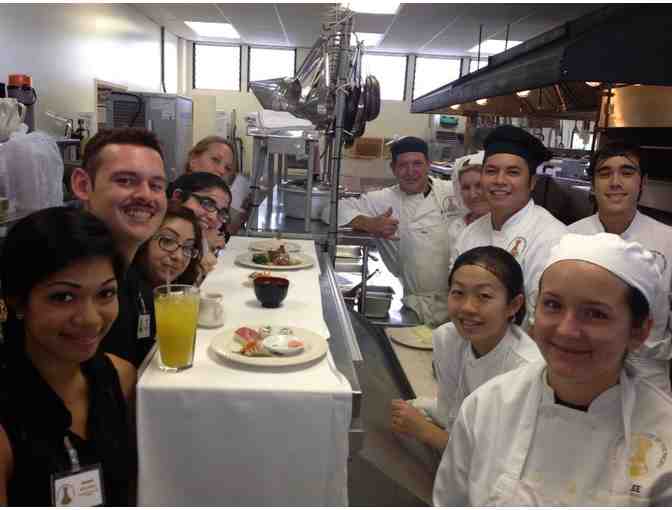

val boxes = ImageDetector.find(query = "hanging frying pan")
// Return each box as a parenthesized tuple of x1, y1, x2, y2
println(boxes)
(343, 84, 361, 135)
(364, 75, 381, 122)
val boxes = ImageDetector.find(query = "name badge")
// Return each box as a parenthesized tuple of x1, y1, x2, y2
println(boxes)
(52, 464, 104, 507)
(137, 314, 151, 339)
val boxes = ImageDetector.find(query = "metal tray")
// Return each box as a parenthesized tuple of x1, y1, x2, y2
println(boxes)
(362, 286, 394, 318)
(336, 245, 363, 259)
(335, 259, 363, 273)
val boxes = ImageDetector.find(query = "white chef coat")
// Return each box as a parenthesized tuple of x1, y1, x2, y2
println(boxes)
(569, 211, 672, 391)
(433, 322, 542, 431)
(453, 199, 567, 323)
(229, 173, 251, 212)
(445, 215, 467, 258)
(433, 361, 672, 506)
(338, 177, 460, 326)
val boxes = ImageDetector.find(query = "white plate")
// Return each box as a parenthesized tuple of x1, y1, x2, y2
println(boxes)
(235, 252, 315, 271)
(263, 334, 305, 355)
(211, 325, 328, 367)
(385, 326, 434, 351)
(249, 240, 301, 253)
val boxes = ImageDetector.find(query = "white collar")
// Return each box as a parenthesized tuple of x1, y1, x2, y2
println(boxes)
(490, 199, 534, 232)
(501, 363, 638, 482)
(595, 210, 642, 238)
(466, 326, 512, 364)
(540, 370, 622, 418)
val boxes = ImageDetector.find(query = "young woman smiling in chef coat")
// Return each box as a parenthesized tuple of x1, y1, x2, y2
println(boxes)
(434, 233, 672, 506)
(391, 246, 542, 450)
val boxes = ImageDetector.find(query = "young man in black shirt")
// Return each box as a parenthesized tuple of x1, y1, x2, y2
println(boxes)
(70, 128, 168, 366)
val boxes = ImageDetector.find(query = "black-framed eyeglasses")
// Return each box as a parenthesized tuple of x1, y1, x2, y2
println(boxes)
(191, 193, 231, 223)
(154, 235, 200, 259)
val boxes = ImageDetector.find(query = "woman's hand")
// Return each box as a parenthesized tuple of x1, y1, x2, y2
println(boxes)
(390, 399, 429, 438)
(206, 229, 226, 251)
(390, 399, 450, 450)
(199, 249, 217, 277)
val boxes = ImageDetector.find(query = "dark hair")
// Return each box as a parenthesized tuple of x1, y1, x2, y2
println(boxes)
(390, 136, 429, 164)
(627, 285, 650, 329)
(82, 127, 165, 181)
(1, 207, 125, 342)
(167, 172, 232, 202)
(136, 205, 203, 286)
(448, 246, 526, 325)
(588, 141, 645, 182)
(186, 136, 238, 179)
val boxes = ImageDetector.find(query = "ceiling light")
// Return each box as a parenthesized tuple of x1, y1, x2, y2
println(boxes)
(185, 21, 240, 39)
(476, 98, 488, 106)
(341, 1, 400, 14)
(450, 104, 461, 110)
(516, 90, 531, 98)
(585, 81, 602, 88)
(351, 32, 384, 47)
(468, 39, 522, 55)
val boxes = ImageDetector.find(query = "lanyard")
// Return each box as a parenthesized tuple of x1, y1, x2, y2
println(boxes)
(64, 436, 81, 472)
(137, 291, 147, 314)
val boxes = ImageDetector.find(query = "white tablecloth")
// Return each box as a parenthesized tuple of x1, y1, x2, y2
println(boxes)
(137, 238, 352, 506)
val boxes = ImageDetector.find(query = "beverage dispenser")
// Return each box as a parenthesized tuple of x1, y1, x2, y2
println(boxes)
(7, 74, 37, 132)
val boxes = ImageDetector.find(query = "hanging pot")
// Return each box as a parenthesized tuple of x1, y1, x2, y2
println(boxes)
(364, 75, 381, 122)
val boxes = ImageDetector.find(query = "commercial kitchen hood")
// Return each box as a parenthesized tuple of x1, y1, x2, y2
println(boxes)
(411, 5, 672, 119)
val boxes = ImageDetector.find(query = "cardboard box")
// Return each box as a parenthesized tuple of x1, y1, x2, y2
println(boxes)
(352, 137, 383, 159)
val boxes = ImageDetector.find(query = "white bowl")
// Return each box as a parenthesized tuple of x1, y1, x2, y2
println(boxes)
(262, 335, 305, 355)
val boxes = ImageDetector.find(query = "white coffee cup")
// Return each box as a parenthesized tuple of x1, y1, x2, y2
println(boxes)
(198, 292, 224, 328)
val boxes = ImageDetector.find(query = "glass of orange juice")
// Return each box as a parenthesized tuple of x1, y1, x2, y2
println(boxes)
(154, 284, 200, 372)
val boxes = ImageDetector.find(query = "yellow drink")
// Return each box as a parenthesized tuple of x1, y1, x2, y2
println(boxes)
(154, 286, 200, 370)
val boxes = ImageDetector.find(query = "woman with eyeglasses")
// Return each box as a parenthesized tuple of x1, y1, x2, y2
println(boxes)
(185, 136, 251, 236)
(136, 205, 203, 288)
(166, 172, 232, 279)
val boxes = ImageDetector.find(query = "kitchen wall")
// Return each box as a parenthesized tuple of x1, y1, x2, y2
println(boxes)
(0, 4, 164, 134)
(0, 4, 432, 175)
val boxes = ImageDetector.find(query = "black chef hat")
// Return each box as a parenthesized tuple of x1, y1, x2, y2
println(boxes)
(483, 125, 552, 172)
(391, 136, 428, 161)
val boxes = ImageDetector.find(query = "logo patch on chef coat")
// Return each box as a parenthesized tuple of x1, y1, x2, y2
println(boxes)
(441, 195, 460, 219)
(507, 237, 528, 259)
(649, 250, 667, 275)
(624, 433, 668, 481)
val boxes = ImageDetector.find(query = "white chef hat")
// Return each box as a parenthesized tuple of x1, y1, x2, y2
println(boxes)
(452, 151, 485, 212)
(544, 233, 661, 309)
(453, 150, 485, 175)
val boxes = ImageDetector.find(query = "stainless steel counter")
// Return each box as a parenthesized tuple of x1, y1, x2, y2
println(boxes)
(318, 251, 364, 454)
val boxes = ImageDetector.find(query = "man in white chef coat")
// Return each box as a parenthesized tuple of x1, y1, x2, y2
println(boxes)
(338, 136, 459, 327)
(569, 141, 672, 392)
(453, 125, 567, 325)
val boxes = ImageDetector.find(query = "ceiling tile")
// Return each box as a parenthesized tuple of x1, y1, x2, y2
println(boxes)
(134, 3, 608, 56)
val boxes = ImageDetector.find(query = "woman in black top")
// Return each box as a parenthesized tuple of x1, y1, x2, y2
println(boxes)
(0, 207, 136, 506)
